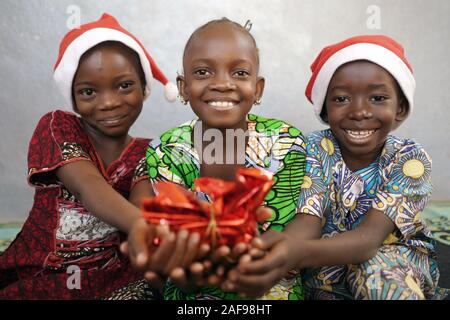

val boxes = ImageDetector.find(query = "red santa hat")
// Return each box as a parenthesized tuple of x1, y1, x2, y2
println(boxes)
(53, 13, 178, 110)
(305, 35, 415, 124)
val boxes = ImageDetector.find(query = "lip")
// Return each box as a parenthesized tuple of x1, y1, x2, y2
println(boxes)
(99, 114, 127, 127)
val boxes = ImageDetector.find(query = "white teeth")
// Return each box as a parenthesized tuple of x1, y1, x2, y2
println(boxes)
(345, 129, 375, 139)
(208, 101, 236, 109)
(105, 119, 120, 124)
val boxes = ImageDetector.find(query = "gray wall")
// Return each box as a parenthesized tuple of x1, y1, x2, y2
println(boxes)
(1, 0, 449, 222)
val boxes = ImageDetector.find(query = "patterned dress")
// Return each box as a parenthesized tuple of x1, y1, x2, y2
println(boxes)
(297, 129, 448, 300)
(0, 110, 154, 299)
(146, 114, 306, 300)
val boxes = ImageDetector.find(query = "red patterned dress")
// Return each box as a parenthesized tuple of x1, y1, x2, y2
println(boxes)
(0, 110, 151, 299)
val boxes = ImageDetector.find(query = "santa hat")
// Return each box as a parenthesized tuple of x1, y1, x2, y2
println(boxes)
(53, 13, 178, 110)
(305, 35, 415, 124)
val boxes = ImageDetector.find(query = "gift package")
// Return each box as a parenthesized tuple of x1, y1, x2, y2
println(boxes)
(141, 168, 274, 248)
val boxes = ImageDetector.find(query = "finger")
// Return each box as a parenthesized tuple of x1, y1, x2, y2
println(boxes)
(149, 231, 176, 273)
(221, 269, 239, 292)
(120, 241, 129, 255)
(181, 232, 201, 267)
(164, 229, 189, 273)
(203, 260, 212, 270)
(144, 271, 165, 290)
(190, 262, 209, 287)
(207, 273, 222, 286)
(211, 245, 230, 263)
(256, 207, 273, 222)
(239, 247, 285, 275)
(238, 254, 252, 267)
(248, 247, 266, 259)
(230, 242, 249, 261)
(231, 269, 282, 298)
(251, 230, 284, 251)
(197, 243, 210, 260)
(128, 219, 155, 270)
(170, 267, 188, 288)
(215, 265, 226, 278)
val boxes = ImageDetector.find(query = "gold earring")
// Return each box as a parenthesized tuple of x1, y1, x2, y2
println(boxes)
(254, 97, 261, 105)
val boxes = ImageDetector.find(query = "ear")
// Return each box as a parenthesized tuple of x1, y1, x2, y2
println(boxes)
(255, 76, 265, 102)
(395, 97, 409, 123)
(176, 74, 188, 101)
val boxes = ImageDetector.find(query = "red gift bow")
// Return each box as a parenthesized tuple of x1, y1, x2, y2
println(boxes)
(141, 168, 274, 248)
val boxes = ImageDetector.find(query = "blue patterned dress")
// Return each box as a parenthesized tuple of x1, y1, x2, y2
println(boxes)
(297, 129, 448, 300)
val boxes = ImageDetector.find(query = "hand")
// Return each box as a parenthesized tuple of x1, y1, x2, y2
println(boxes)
(202, 206, 275, 287)
(120, 218, 209, 289)
(221, 230, 293, 298)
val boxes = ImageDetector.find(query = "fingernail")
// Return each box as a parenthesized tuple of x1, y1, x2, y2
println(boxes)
(137, 253, 146, 265)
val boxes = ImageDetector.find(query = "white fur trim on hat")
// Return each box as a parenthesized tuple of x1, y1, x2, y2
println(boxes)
(311, 43, 416, 124)
(164, 82, 178, 102)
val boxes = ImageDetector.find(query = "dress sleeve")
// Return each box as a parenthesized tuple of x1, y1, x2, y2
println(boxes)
(27, 111, 92, 187)
(130, 156, 150, 189)
(297, 140, 330, 219)
(145, 138, 187, 188)
(372, 142, 432, 238)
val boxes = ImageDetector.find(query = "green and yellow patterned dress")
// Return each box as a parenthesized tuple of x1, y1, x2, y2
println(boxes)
(145, 114, 306, 300)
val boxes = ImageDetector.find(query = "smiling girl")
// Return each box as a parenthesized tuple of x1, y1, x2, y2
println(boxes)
(137, 18, 307, 300)
(223, 35, 448, 300)
(0, 13, 177, 299)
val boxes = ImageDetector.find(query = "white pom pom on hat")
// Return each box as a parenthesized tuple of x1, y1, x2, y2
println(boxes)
(53, 13, 178, 110)
(305, 35, 415, 124)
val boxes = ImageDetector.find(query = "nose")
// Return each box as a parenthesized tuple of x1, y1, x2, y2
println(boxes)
(98, 90, 121, 110)
(209, 72, 236, 91)
(348, 97, 373, 120)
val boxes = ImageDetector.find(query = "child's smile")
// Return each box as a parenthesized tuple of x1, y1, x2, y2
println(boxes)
(325, 60, 408, 170)
(178, 23, 264, 130)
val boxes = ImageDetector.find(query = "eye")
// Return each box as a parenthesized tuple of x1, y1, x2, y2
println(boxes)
(193, 68, 211, 78)
(333, 96, 350, 103)
(78, 88, 95, 97)
(233, 70, 250, 77)
(119, 81, 134, 90)
(370, 95, 388, 102)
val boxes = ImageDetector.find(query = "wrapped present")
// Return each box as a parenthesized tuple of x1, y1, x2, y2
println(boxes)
(141, 168, 274, 248)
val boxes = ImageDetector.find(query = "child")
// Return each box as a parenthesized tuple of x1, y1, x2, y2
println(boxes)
(222, 35, 448, 300)
(0, 13, 179, 299)
(139, 18, 307, 300)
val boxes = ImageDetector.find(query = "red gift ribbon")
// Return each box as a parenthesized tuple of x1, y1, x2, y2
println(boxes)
(141, 168, 274, 248)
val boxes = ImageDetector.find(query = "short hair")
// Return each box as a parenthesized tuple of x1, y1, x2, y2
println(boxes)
(182, 18, 260, 71)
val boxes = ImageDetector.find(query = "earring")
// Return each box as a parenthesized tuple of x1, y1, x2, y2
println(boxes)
(254, 97, 261, 106)
(178, 94, 188, 105)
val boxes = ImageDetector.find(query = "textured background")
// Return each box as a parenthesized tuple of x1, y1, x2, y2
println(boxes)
(1, 0, 449, 222)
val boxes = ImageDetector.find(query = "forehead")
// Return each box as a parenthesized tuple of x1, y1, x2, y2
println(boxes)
(331, 60, 398, 87)
(75, 42, 141, 77)
(184, 23, 257, 65)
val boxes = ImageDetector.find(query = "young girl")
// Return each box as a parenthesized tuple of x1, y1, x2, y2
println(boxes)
(135, 18, 307, 300)
(222, 35, 448, 300)
(0, 13, 179, 299)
